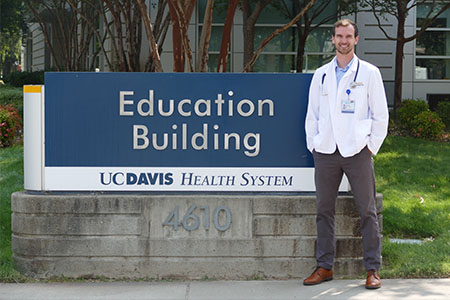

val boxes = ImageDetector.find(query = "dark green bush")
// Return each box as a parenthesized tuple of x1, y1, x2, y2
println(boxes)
(436, 102, 450, 130)
(411, 111, 445, 141)
(398, 99, 429, 131)
(0, 104, 22, 147)
(3, 71, 45, 87)
(0, 85, 23, 117)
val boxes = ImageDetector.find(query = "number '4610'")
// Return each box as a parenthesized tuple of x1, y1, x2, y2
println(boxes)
(163, 205, 232, 232)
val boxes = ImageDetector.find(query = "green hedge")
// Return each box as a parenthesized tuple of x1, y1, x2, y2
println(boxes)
(411, 111, 445, 141)
(397, 98, 447, 140)
(3, 71, 45, 87)
(398, 99, 429, 130)
(436, 102, 450, 130)
(0, 86, 22, 117)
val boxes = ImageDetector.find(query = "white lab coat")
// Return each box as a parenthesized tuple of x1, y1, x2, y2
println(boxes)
(305, 56, 389, 157)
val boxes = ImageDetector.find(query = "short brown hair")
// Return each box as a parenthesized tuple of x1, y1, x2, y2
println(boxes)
(332, 19, 358, 37)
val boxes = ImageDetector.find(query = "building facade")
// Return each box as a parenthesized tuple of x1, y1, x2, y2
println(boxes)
(22, 0, 450, 107)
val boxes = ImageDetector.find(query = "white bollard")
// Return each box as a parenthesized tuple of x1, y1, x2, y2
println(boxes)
(23, 85, 44, 191)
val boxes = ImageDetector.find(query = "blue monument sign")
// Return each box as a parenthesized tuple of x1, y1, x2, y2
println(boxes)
(41, 73, 314, 191)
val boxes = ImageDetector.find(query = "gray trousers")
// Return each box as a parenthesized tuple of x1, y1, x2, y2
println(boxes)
(313, 147, 381, 271)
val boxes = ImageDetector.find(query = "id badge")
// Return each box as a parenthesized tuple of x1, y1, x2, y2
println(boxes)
(342, 89, 355, 113)
(341, 98, 355, 113)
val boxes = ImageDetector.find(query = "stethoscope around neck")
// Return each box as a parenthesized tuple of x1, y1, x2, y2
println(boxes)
(321, 59, 360, 86)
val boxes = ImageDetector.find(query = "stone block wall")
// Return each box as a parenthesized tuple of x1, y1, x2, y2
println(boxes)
(11, 192, 382, 279)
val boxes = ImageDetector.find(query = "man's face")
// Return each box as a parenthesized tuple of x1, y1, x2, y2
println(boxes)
(332, 25, 359, 55)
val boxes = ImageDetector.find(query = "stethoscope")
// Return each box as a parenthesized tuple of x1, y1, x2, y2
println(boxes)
(321, 59, 360, 87)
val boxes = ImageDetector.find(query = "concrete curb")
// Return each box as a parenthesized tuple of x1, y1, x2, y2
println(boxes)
(1, 279, 449, 300)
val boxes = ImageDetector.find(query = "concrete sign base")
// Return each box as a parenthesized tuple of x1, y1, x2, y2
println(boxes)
(11, 192, 382, 280)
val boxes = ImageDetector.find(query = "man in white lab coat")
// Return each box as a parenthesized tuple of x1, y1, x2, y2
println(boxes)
(304, 19, 389, 289)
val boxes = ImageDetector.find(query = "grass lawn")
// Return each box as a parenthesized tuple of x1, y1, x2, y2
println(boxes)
(374, 135, 450, 278)
(0, 136, 449, 281)
(0, 145, 26, 282)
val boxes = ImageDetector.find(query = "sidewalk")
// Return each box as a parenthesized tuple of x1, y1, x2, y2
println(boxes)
(1, 279, 449, 300)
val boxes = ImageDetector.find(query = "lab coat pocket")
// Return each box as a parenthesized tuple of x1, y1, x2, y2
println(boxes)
(313, 133, 323, 149)
(356, 119, 372, 140)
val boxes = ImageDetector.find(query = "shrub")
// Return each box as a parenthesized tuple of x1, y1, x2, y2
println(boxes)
(0, 85, 23, 117)
(0, 104, 22, 147)
(398, 99, 429, 131)
(411, 111, 445, 141)
(3, 71, 45, 87)
(436, 102, 450, 130)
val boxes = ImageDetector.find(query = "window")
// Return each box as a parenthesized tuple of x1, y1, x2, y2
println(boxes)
(198, 25, 230, 72)
(415, 3, 450, 80)
(250, 1, 297, 72)
(253, 1, 336, 73)
(197, 0, 337, 72)
(303, 27, 334, 73)
(253, 24, 297, 72)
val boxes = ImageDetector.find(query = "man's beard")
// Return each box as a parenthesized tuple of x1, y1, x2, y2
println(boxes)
(336, 44, 353, 55)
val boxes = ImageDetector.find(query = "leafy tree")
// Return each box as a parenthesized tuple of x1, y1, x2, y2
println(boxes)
(361, 0, 450, 113)
(0, 0, 25, 75)
(273, 0, 357, 73)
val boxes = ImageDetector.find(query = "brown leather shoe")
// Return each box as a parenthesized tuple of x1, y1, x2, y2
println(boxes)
(303, 267, 333, 285)
(365, 269, 381, 289)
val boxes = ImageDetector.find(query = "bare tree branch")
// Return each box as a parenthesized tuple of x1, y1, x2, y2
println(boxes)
(136, 0, 163, 72)
(371, 6, 397, 40)
(243, 0, 317, 72)
(66, 0, 113, 70)
(406, 2, 450, 43)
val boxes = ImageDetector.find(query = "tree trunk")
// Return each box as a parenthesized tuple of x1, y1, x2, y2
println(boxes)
(144, 0, 169, 72)
(67, 0, 114, 71)
(296, 24, 307, 73)
(183, 0, 197, 24)
(241, 0, 255, 72)
(243, 22, 255, 72)
(217, 0, 238, 72)
(394, 39, 405, 113)
(104, 0, 128, 71)
(393, 6, 406, 114)
(196, 0, 214, 72)
(136, 0, 163, 72)
(167, 0, 185, 71)
(241, 0, 272, 72)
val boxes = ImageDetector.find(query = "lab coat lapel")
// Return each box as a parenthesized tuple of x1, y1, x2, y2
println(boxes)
(325, 58, 337, 111)
(335, 56, 360, 109)
(345, 56, 359, 86)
